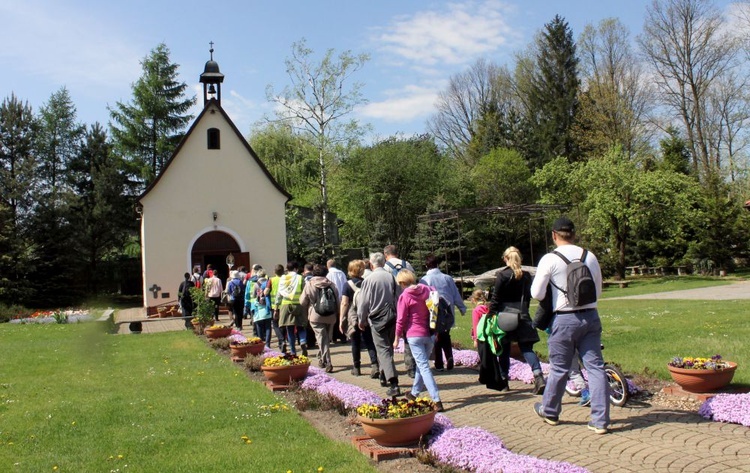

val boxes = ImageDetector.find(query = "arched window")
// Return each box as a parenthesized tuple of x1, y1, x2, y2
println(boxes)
(207, 128, 220, 149)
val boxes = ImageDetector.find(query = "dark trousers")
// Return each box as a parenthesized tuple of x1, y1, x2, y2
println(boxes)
(433, 330, 454, 368)
(350, 327, 378, 367)
(232, 300, 244, 329)
(209, 297, 221, 320)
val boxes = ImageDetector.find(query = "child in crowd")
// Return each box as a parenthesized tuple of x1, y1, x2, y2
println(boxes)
(470, 289, 489, 348)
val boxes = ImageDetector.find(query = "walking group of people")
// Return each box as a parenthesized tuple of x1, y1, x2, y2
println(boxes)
(176, 216, 610, 434)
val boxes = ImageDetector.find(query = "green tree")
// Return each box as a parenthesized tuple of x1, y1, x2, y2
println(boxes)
(659, 126, 691, 175)
(249, 122, 318, 206)
(516, 15, 581, 168)
(67, 123, 133, 293)
(36, 87, 84, 192)
(533, 149, 700, 278)
(0, 94, 36, 303)
(332, 136, 449, 258)
(109, 43, 195, 186)
(471, 148, 535, 206)
(267, 39, 369, 254)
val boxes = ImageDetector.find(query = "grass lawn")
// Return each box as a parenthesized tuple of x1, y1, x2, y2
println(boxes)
(451, 277, 750, 386)
(0, 322, 376, 473)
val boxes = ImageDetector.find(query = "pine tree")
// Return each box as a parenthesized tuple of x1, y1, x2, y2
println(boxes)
(68, 123, 132, 293)
(0, 94, 37, 303)
(519, 15, 580, 169)
(37, 87, 84, 192)
(109, 43, 194, 187)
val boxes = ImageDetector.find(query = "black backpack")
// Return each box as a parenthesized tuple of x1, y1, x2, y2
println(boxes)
(231, 281, 244, 301)
(314, 285, 337, 316)
(550, 249, 597, 307)
(434, 297, 454, 333)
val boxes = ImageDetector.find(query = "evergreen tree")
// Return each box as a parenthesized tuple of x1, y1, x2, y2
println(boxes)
(68, 123, 132, 294)
(659, 126, 692, 175)
(109, 43, 194, 187)
(0, 94, 37, 303)
(518, 15, 581, 169)
(36, 87, 84, 192)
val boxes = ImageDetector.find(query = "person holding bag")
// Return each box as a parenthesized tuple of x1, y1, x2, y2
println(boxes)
(489, 246, 546, 395)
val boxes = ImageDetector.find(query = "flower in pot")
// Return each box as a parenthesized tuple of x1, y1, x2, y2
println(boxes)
(230, 337, 265, 358)
(260, 354, 311, 387)
(667, 355, 737, 393)
(355, 397, 438, 447)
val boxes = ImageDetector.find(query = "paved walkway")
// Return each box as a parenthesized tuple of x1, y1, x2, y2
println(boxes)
(607, 280, 750, 300)
(113, 308, 750, 473)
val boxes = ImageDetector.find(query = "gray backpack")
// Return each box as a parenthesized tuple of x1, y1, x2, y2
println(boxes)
(550, 250, 597, 307)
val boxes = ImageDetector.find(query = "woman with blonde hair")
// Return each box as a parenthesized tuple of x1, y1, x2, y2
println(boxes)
(489, 246, 546, 394)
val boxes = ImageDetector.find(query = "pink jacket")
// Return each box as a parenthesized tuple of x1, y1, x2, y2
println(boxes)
(471, 304, 489, 341)
(396, 284, 432, 339)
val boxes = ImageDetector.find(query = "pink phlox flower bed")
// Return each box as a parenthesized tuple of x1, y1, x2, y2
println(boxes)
(427, 426, 588, 473)
(453, 348, 480, 367)
(698, 393, 750, 427)
(300, 370, 588, 472)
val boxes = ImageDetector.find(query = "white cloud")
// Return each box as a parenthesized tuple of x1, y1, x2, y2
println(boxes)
(358, 84, 441, 122)
(0, 2, 141, 91)
(372, 0, 520, 67)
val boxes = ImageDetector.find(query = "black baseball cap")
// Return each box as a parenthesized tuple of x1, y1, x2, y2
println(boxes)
(552, 217, 575, 233)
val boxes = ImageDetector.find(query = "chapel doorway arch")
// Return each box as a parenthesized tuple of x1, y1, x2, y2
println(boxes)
(191, 231, 249, 284)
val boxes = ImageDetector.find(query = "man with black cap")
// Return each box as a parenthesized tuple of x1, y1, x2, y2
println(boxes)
(530, 217, 609, 434)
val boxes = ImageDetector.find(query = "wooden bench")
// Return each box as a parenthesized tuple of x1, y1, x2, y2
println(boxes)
(602, 280, 630, 289)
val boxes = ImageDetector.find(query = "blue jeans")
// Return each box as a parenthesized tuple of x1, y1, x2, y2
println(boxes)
(542, 309, 609, 428)
(254, 318, 273, 346)
(286, 326, 307, 354)
(407, 336, 441, 402)
(500, 340, 542, 375)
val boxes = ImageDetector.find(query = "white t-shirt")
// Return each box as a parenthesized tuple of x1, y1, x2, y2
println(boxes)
(530, 244, 602, 312)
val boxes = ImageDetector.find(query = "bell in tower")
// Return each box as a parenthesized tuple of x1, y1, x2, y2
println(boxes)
(199, 42, 225, 106)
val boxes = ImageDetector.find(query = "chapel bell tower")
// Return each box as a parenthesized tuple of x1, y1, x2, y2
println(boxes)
(199, 42, 225, 106)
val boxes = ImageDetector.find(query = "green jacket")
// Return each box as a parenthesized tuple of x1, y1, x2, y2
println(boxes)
(476, 313, 505, 355)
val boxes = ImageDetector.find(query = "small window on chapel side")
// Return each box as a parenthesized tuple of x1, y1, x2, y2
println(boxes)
(207, 128, 220, 149)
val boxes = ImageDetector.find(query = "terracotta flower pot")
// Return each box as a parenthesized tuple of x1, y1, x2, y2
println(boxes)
(667, 362, 737, 393)
(357, 410, 437, 447)
(230, 344, 251, 358)
(204, 326, 232, 339)
(247, 342, 265, 356)
(260, 363, 310, 386)
(230, 342, 265, 359)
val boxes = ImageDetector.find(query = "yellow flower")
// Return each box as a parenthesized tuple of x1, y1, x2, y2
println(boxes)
(318, 467, 324, 472)
(52, 466, 58, 471)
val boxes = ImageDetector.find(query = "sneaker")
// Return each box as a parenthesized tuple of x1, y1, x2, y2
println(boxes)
(301, 343, 308, 357)
(533, 402, 559, 426)
(587, 422, 608, 435)
(318, 359, 326, 368)
(386, 385, 401, 397)
(435, 366, 445, 372)
(370, 365, 380, 379)
(351, 367, 361, 376)
(579, 388, 591, 407)
(405, 392, 417, 401)
(435, 401, 444, 412)
(325, 364, 334, 373)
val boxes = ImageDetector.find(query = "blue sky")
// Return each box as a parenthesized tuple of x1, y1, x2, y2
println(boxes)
(0, 0, 738, 141)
